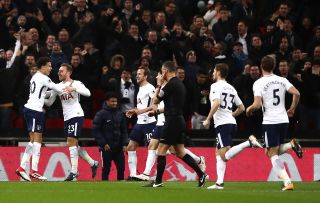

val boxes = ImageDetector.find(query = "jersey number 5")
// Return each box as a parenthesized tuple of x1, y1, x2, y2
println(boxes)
(273, 89, 280, 106)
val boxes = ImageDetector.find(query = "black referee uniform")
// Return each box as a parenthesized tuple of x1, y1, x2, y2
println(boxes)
(158, 77, 186, 145)
(151, 76, 207, 187)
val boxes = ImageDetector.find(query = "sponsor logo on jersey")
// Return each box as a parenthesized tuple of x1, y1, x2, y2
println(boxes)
(60, 93, 74, 101)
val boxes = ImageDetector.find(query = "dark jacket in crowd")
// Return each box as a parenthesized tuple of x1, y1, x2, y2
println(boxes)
(0, 56, 21, 105)
(92, 103, 128, 151)
(301, 70, 320, 108)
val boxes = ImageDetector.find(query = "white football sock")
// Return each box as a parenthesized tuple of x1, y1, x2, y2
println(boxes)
(225, 141, 250, 160)
(279, 142, 292, 155)
(128, 151, 137, 177)
(20, 142, 33, 170)
(216, 155, 226, 184)
(31, 142, 41, 171)
(184, 148, 201, 164)
(143, 150, 156, 175)
(69, 146, 79, 173)
(271, 155, 291, 184)
(78, 146, 94, 166)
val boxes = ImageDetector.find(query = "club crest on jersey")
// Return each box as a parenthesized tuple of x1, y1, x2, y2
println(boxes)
(60, 93, 74, 101)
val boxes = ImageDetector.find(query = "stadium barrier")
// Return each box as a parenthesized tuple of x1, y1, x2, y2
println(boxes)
(1, 128, 320, 147)
(0, 147, 319, 182)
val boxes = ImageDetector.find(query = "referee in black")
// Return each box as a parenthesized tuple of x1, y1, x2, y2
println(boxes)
(144, 61, 207, 187)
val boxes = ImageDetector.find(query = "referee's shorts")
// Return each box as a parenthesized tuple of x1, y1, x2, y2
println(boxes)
(160, 115, 186, 145)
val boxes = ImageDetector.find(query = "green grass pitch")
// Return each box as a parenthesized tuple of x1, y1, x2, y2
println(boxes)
(0, 181, 319, 203)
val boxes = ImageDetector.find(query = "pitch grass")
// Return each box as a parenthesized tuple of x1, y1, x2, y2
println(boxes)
(0, 181, 319, 203)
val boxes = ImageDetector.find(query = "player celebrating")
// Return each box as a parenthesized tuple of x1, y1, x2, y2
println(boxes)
(246, 56, 302, 191)
(202, 63, 263, 190)
(125, 67, 156, 180)
(45, 63, 99, 181)
(16, 57, 62, 181)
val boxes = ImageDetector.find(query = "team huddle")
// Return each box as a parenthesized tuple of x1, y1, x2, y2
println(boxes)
(15, 56, 303, 191)
(16, 57, 98, 182)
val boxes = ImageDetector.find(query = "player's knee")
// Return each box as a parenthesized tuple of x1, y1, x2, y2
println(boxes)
(219, 153, 228, 161)
(169, 147, 176, 155)
(33, 133, 42, 143)
(66, 137, 77, 147)
(157, 146, 168, 156)
(266, 147, 279, 158)
(127, 144, 136, 151)
(221, 157, 228, 161)
(147, 140, 159, 150)
(147, 145, 156, 150)
(127, 140, 138, 151)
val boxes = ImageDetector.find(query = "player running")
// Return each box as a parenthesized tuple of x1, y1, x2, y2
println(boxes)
(246, 56, 302, 191)
(202, 63, 263, 190)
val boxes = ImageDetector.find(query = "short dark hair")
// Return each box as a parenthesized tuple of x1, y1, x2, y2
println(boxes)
(122, 68, 132, 73)
(251, 33, 262, 40)
(238, 19, 248, 27)
(279, 59, 288, 65)
(215, 63, 229, 78)
(165, 0, 176, 7)
(61, 63, 73, 73)
(261, 56, 275, 72)
(162, 60, 176, 72)
(129, 22, 139, 28)
(138, 66, 150, 77)
(37, 57, 51, 69)
(104, 91, 119, 101)
(220, 5, 229, 11)
(176, 66, 185, 71)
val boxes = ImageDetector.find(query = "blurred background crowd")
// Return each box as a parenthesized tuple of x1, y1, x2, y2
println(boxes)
(0, 0, 319, 136)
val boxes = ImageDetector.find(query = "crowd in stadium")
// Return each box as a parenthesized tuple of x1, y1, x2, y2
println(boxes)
(0, 0, 319, 133)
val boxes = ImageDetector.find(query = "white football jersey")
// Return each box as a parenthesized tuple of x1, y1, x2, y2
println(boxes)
(120, 78, 135, 112)
(209, 80, 242, 127)
(156, 101, 165, 126)
(136, 83, 156, 124)
(24, 72, 61, 112)
(253, 74, 292, 124)
(46, 80, 90, 121)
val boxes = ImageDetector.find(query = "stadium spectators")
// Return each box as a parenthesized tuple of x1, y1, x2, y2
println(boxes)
(0, 0, 320, 135)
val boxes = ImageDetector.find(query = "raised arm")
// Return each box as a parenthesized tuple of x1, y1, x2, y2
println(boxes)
(153, 73, 166, 105)
(6, 37, 21, 69)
